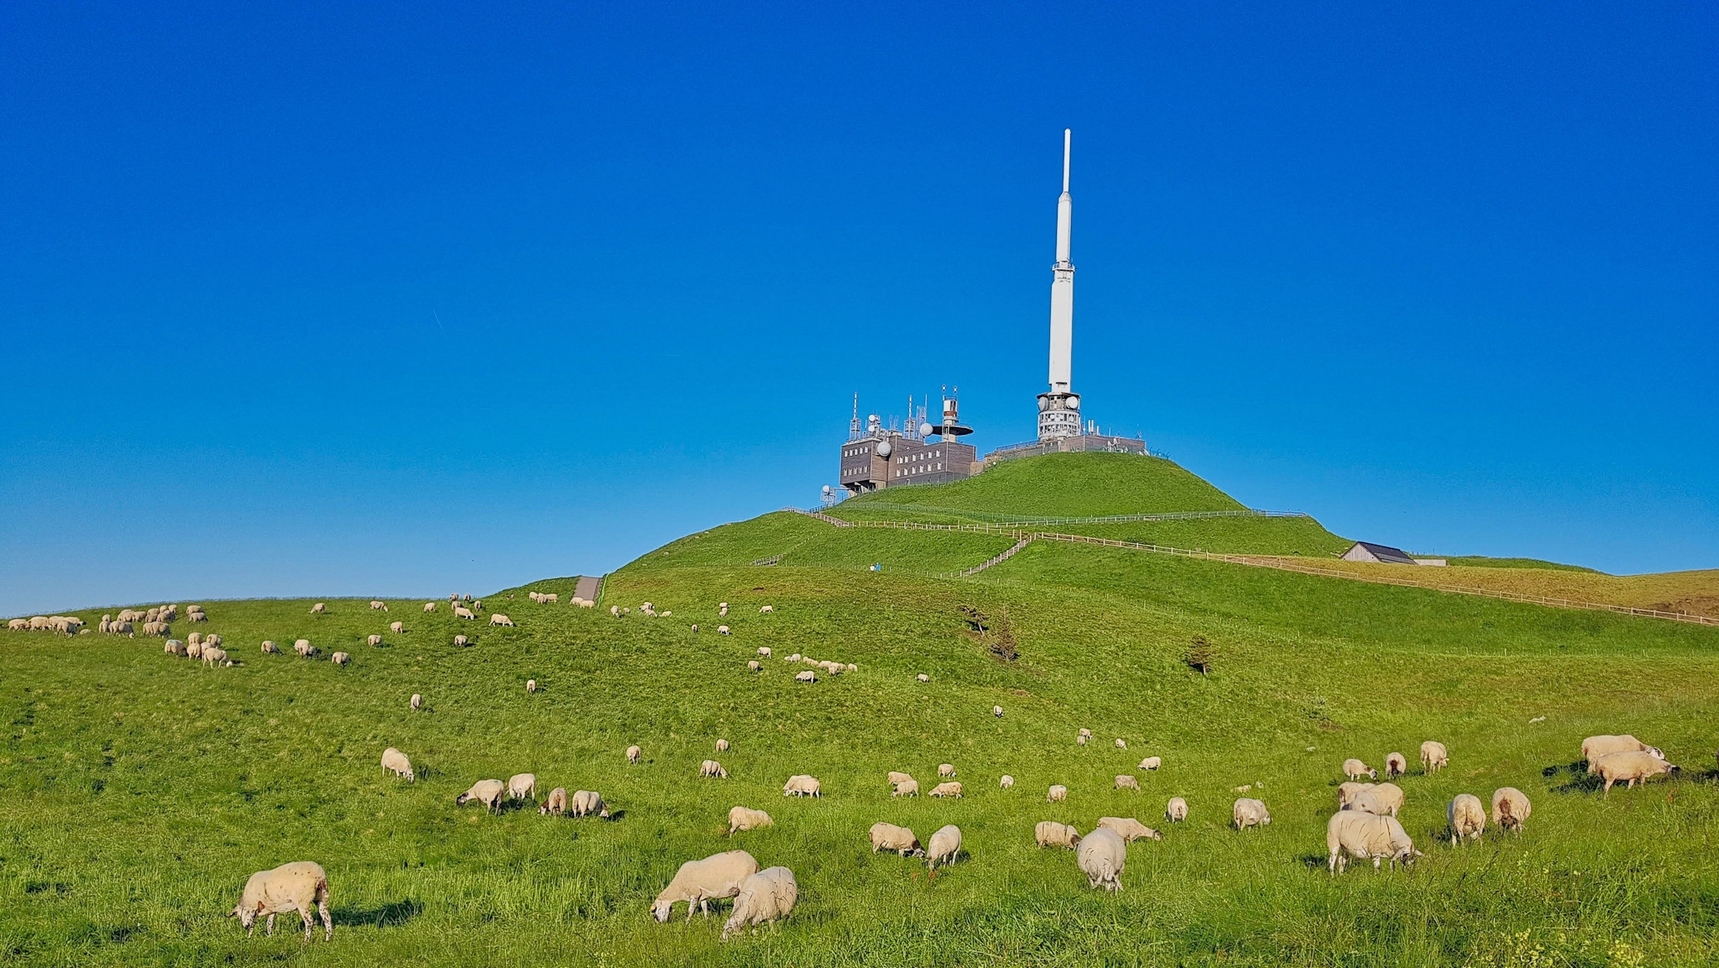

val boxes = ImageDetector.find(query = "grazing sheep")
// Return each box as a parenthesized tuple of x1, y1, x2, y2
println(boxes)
(1047, 784, 1068, 803)
(759, 605, 774, 614)
(141, 620, 170, 637)
(293, 639, 314, 658)
(187, 640, 204, 660)
(1097, 817, 1161, 842)
(716, 739, 730, 753)
(205, 634, 223, 649)
(7, 618, 28, 630)
(109, 620, 134, 637)
(231, 861, 332, 941)
(540, 787, 569, 815)
(367, 635, 382, 647)
(929, 781, 963, 799)
(164, 640, 187, 657)
(891, 778, 919, 797)
(1345, 783, 1404, 818)
(489, 614, 515, 627)
(887, 771, 913, 786)
(916, 673, 930, 683)
(1036, 821, 1082, 849)
(260, 640, 279, 654)
(721, 866, 797, 940)
(746, 660, 760, 672)
(1080, 728, 1092, 738)
(782, 775, 821, 798)
(1139, 756, 1162, 772)
(423, 602, 437, 613)
(1077, 734, 1088, 746)
(1077, 827, 1126, 891)
(453, 634, 469, 647)
(1337, 782, 1375, 809)
(188, 632, 203, 647)
(1582, 735, 1666, 771)
(1491, 787, 1531, 834)
(370, 601, 387, 611)
(1342, 758, 1378, 781)
(925, 824, 962, 871)
(201, 647, 229, 667)
(571, 790, 609, 818)
(1593, 750, 1680, 794)
(1384, 752, 1408, 778)
(701, 760, 729, 779)
(1448, 794, 1485, 845)
(1114, 738, 1127, 749)
(1115, 775, 1139, 791)
(1232, 798, 1271, 830)
(507, 773, 537, 802)
(993, 705, 1004, 717)
(869, 822, 921, 856)
(381, 747, 415, 782)
(410, 693, 422, 712)
(1327, 811, 1419, 873)
(627, 745, 642, 764)
(1420, 740, 1449, 774)
(610, 605, 620, 617)
(388, 621, 404, 634)
(652, 850, 759, 923)
(934, 763, 955, 779)
(310, 603, 326, 614)
(330, 651, 349, 666)
(454, 606, 475, 620)
(456, 779, 506, 813)
(526, 679, 538, 693)
(728, 806, 774, 835)
(716, 625, 731, 636)
(1000, 775, 1015, 790)
(1166, 797, 1188, 823)
(758, 647, 771, 657)
(795, 670, 815, 683)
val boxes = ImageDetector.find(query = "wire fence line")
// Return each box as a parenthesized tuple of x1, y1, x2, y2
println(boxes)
(825, 504, 1310, 527)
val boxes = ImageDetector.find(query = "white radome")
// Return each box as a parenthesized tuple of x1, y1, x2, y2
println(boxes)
(876, 441, 893, 458)
(920, 422, 934, 437)
(822, 485, 832, 495)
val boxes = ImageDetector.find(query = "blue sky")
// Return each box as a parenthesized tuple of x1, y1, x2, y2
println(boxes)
(3, 2, 1715, 614)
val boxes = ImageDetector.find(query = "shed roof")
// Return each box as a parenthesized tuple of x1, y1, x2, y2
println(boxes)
(1348, 541, 1418, 565)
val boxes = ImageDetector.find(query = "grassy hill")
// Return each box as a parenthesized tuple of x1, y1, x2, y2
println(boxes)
(4, 454, 1719, 967)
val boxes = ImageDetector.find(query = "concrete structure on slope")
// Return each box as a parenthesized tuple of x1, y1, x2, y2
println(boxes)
(1341, 542, 1447, 566)
(839, 394, 979, 495)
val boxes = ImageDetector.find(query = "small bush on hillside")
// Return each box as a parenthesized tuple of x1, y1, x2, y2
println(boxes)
(989, 611, 1019, 663)
(1186, 635, 1216, 676)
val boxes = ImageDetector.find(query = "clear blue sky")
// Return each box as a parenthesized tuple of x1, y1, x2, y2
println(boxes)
(3, 2, 1715, 614)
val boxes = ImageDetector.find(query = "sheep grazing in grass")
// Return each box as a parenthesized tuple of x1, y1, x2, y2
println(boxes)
(1036, 821, 1082, 849)
(1342, 758, 1378, 781)
(1115, 775, 1139, 791)
(454, 606, 476, 620)
(541, 787, 569, 815)
(260, 640, 279, 654)
(330, 651, 349, 666)
(925, 825, 962, 871)
(367, 635, 383, 647)
(1077, 827, 1126, 891)
(746, 660, 760, 672)
(1384, 752, 1408, 779)
(929, 781, 963, 799)
(869, 822, 921, 856)
(202, 647, 230, 667)
(1166, 797, 1188, 823)
(310, 603, 326, 614)
(1327, 811, 1419, 873)
(759, 605, 774, 614)
(1593, 750, 1679, 794)
(652, 850, 759, 923)
(370, 601, 387, 611)
(721, 867, 797, 940)
(453, 635, 469, 647)
(1047, 784, 1068, 803)
(1000, 775, 1014, 790)
(381, 747, 415, 782)
(571, 790, 609, 818)
(490, 614, 515, 627)
(993, 705, 1004, 717)
(1345, 782, 1404, 818)
(165, 640, 187, 657)
(1232, 798, 1271, 830)
(887, 771, 913, 787)
(423, 602, 437, 613)
(1077, 733, 1088, 746)
(717, 625, 731, 636)
(457, 779, 506, 813)
(1139, 756, 1162, 772)
(507, 773, 537, 803)
(1420, 740, 1449, 774)
(1337, 782, 1375, 810)
(701, 760, 729, 779)
(1097, 817, 1161, 842)
(916, 673, 930, 683)
(626, 745, 642, 764)
(187, 640, 204, 660)
(1582, 735, 1666, 771)
(1491, 787, 1531, 834)
(1448, 794, 1485, 845)
(716, 739, 730, 753)
(728, 806, 773, 835)
(526, 679, 538, 693)
(783, 775, 821, 798)
(293, 639, 314, 658)
(410, 694, 422, 712)
(757, 647, 771, 657)
(1114, 738, 1127, 750)
(892, 779, 919, 797)
(231, 861, 331, 942)
(795, 670, 816, 683)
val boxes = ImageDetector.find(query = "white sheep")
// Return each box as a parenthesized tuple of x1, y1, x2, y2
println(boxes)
(728, 806, 774, 835)
(453, 634, 469, 647)
(758, 647, 772, 657)
(457, 779, 506, 813)
(540, 787, 569, 815)
(1114, 775, 1139, 791)
(260, 640, 279, 654)
(423, 602, 437, 613)
(489, 614, 514, 627)
(1491, 787, 1531, 834)
(1113, 738, 1126, 749)
(626, 745, 642, 764)
(869, 822, 921, 856)
(367, 635, 382, 647)
(1139, 756, 1162, 772)
(721, 866, 797, 940)
(1077, 733, 1088, 746)
(230, 861, 331, 941)
(1337, 781, 1374, 809)
(1342, 758, 1378, 781)
(1096, 817, 1161, 842)
(202, 647, 230, 667)
(1582, 735, 1665, 771)
(916, 673, 930, 683)
(717, 625, 731, 635)
(701, 760, 729, 779)
(1384, 752, 1407, 778)
(526, 679, 538, 693)
(652, 850, 758, 923)
(759, 605, 774, 614)
(1448, 793, 1485, 845)
(1420, 740, 1449, 774)
(310, 603, 326, 614)
(454, 606, 476, 620)
(330, 651, 349, 666)
(381, 747, 415, 782)
(1077, 827, 1126, 891)
(795, 670, 815, 683)
(1345, 782, 1404, 818)
(1232, 798, 1271, 830)
(370, 601, 387, 611)
(929, 781, 963, 799)
(925, 824, 962, 871)
(164, 640, 187, 656)
(746, 660, 760, 672)
(999, 774, 1014, 790)
(1036, 821, 1082, 849)
(716, 739, 730, 753)
(571, 790, 609, 818)
(410, 694, 422, 712)
(1047, 784, 1068, 803)
(293, 639, 314, 658)
(1593, 750, 1679, 794)
(1327, 811, 1419, 873)
(892, 778, 919, 797)
(507, 773, 537, 802)
(993, 705, 1004, 717)
(782, 775, 821, 797)
(1166, 796, 1188, 823)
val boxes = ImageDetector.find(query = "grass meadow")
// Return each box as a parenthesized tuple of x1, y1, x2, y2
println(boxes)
(5, 455, 1718, 966)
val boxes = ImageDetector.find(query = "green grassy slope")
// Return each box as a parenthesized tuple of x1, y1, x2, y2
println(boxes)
(838, 452, 1248, 517)
(4, 456, 1718, 967)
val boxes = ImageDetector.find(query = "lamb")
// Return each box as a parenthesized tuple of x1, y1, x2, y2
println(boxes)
(507, 773, 537, 802)
(794, 670, 815, 683)
(1000, 775, 1015, 790)
(230, 861, 332, 941)
(571, 790, 609, 818)
(260, 640, 279, 654)
(1077, 827, 1126, 891)
(701, 760, 729, 779)
(1593, 750, 1679, 794)
(1166, 796, 1188, 823)
(454, 606, 475, 620)
(746, 661, 761, 671)
(330, 651, 349, 666)
(1384, 752, 1408, 778)
(783, 775, 821, 797)
(202, 647, 230, 667)
(1036, 821, 1082, 849)
(1420, 740, 1449, 774)
(916, 673, 930, 683)
(1139, 756, 1162, 772)
(716, 739, 730, 753)
(1491, 787, 1531, 834)
(1345, 782, 1404, 818)
(410, 694, 422, 712)
(929, 781, 963, 799)
(1342, 758, 1378, 781)
(489, 614, 514, 627)
(728, 806, 773, 835)
(1097, 817, 1161, 842)
(651, 850, 759, 923)
(381, 747, 415, 782)
(526, 679, 538, 693)
(869, 822, 921, 856)
(423, 602, 437, 612)
(1327, 811, 1419, 873)
(1047, 784, 1068, 803)
(1582, 735, 1666, 771)
(925, 824, 962, 871)
(367, 635, 383, 647)
(453, 634, 469, 647)
(721, 866, 797, 940)
(294, 639, 314, 658)
(541, 787, 569, 815)
(1232, 798, 1271, 830)
(310, 603, 326, 614)
(1447, 793, 1485, 845)
(626, 745, 642, 764)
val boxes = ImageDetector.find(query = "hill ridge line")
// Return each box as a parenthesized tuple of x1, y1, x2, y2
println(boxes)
(825, 505, 1308, 526)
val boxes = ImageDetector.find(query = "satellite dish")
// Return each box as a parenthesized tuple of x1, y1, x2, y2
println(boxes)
(920, 422, 934, 437)
(821, 485, 832, 495)
(876, 441, 893, 458)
